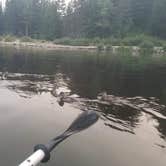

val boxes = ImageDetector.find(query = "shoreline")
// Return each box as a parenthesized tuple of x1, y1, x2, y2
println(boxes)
(0, 40, 165, 55)
(0, 41, 97, 51)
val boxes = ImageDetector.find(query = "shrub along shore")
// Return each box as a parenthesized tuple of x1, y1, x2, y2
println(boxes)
(0, 35, 166, 54)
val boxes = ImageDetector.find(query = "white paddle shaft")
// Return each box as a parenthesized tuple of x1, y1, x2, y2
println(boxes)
(18, 150, 45, 166)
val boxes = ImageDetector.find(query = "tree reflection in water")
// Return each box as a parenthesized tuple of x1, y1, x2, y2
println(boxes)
(0, 46, 166, 147)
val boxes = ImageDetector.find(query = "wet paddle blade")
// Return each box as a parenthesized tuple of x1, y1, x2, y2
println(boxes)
(66, 111, 99, 133)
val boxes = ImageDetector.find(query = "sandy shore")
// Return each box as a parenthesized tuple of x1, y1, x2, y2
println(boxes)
(0, 40, 97, 51)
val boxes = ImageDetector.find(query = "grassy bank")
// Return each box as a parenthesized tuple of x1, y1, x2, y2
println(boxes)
(0, 34, 166, 53)
(0, 35, 37, 43)
(53, 35, 166, 49)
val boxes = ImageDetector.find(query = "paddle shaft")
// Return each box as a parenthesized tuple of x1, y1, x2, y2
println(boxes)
(19, 150, 45, 166)
(18, 134, 69, 166)
(18, 111, 99, 166)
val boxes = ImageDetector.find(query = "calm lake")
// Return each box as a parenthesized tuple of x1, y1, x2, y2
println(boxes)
(0, 46, 166, 166)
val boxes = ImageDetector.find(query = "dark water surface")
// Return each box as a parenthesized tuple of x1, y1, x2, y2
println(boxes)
(0, 46, 166, 166)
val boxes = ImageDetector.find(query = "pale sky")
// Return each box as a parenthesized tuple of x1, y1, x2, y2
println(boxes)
(0, 0, 5, 8)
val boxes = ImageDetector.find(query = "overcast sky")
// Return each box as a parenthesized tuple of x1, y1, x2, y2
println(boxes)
(0, 0, 5, 8)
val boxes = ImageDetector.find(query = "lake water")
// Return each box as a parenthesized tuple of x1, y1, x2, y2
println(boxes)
(0, 46, 166, 166)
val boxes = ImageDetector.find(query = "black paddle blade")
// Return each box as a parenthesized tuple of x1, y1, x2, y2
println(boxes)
(46, 111, 99, 152)
(66, 111, 99, 133)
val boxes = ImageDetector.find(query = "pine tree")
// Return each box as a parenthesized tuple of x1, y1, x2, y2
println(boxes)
(150, 0, 166, 38)
(131, 0, 154, 32)
(0, 2, 3, 34)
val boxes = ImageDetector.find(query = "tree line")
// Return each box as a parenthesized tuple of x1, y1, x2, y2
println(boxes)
(0, 0, 166, 40)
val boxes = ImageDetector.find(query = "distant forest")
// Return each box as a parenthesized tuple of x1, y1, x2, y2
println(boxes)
(0, 0, 166, 40)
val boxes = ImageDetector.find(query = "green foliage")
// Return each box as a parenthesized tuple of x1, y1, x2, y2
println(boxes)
(121, 35, 145, 46)
(0, 36, 3, 41)
(4, 35, 16, 42)
(105, 38, 121, 46)
(54, 38, 71, 45)
(54, 38, 92, 46)
(0, 0, 166, 44)
(0, 3, 3, 34)
(97, 44, 104, 51)
(41, 40, 46, 43)
(20, 36, 34, 42)
(150, 0, 166, 38)
(2, 0, 63, 39)
(64, 0, 166, 40)
(139, 40, 154, 49)
(162, 44, 166, 52)
(71, 38, 91, 46)
(93, 37, 102, 44)
(120, 35, 162, 46)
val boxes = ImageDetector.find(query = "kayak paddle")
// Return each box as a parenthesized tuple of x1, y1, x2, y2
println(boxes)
(19, 111, 99, 166)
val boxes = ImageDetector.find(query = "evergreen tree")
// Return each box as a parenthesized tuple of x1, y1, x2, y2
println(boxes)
(41, 1, 62, 39)
(1, 0, 166, 40)
(150, 0, 166, 38)
(0, 2, 3, 34)
(111, 0, 133, 37)
(131, 0, 154, 32)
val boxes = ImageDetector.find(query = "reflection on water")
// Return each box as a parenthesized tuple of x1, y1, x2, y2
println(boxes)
(0, 46, 166, 165)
